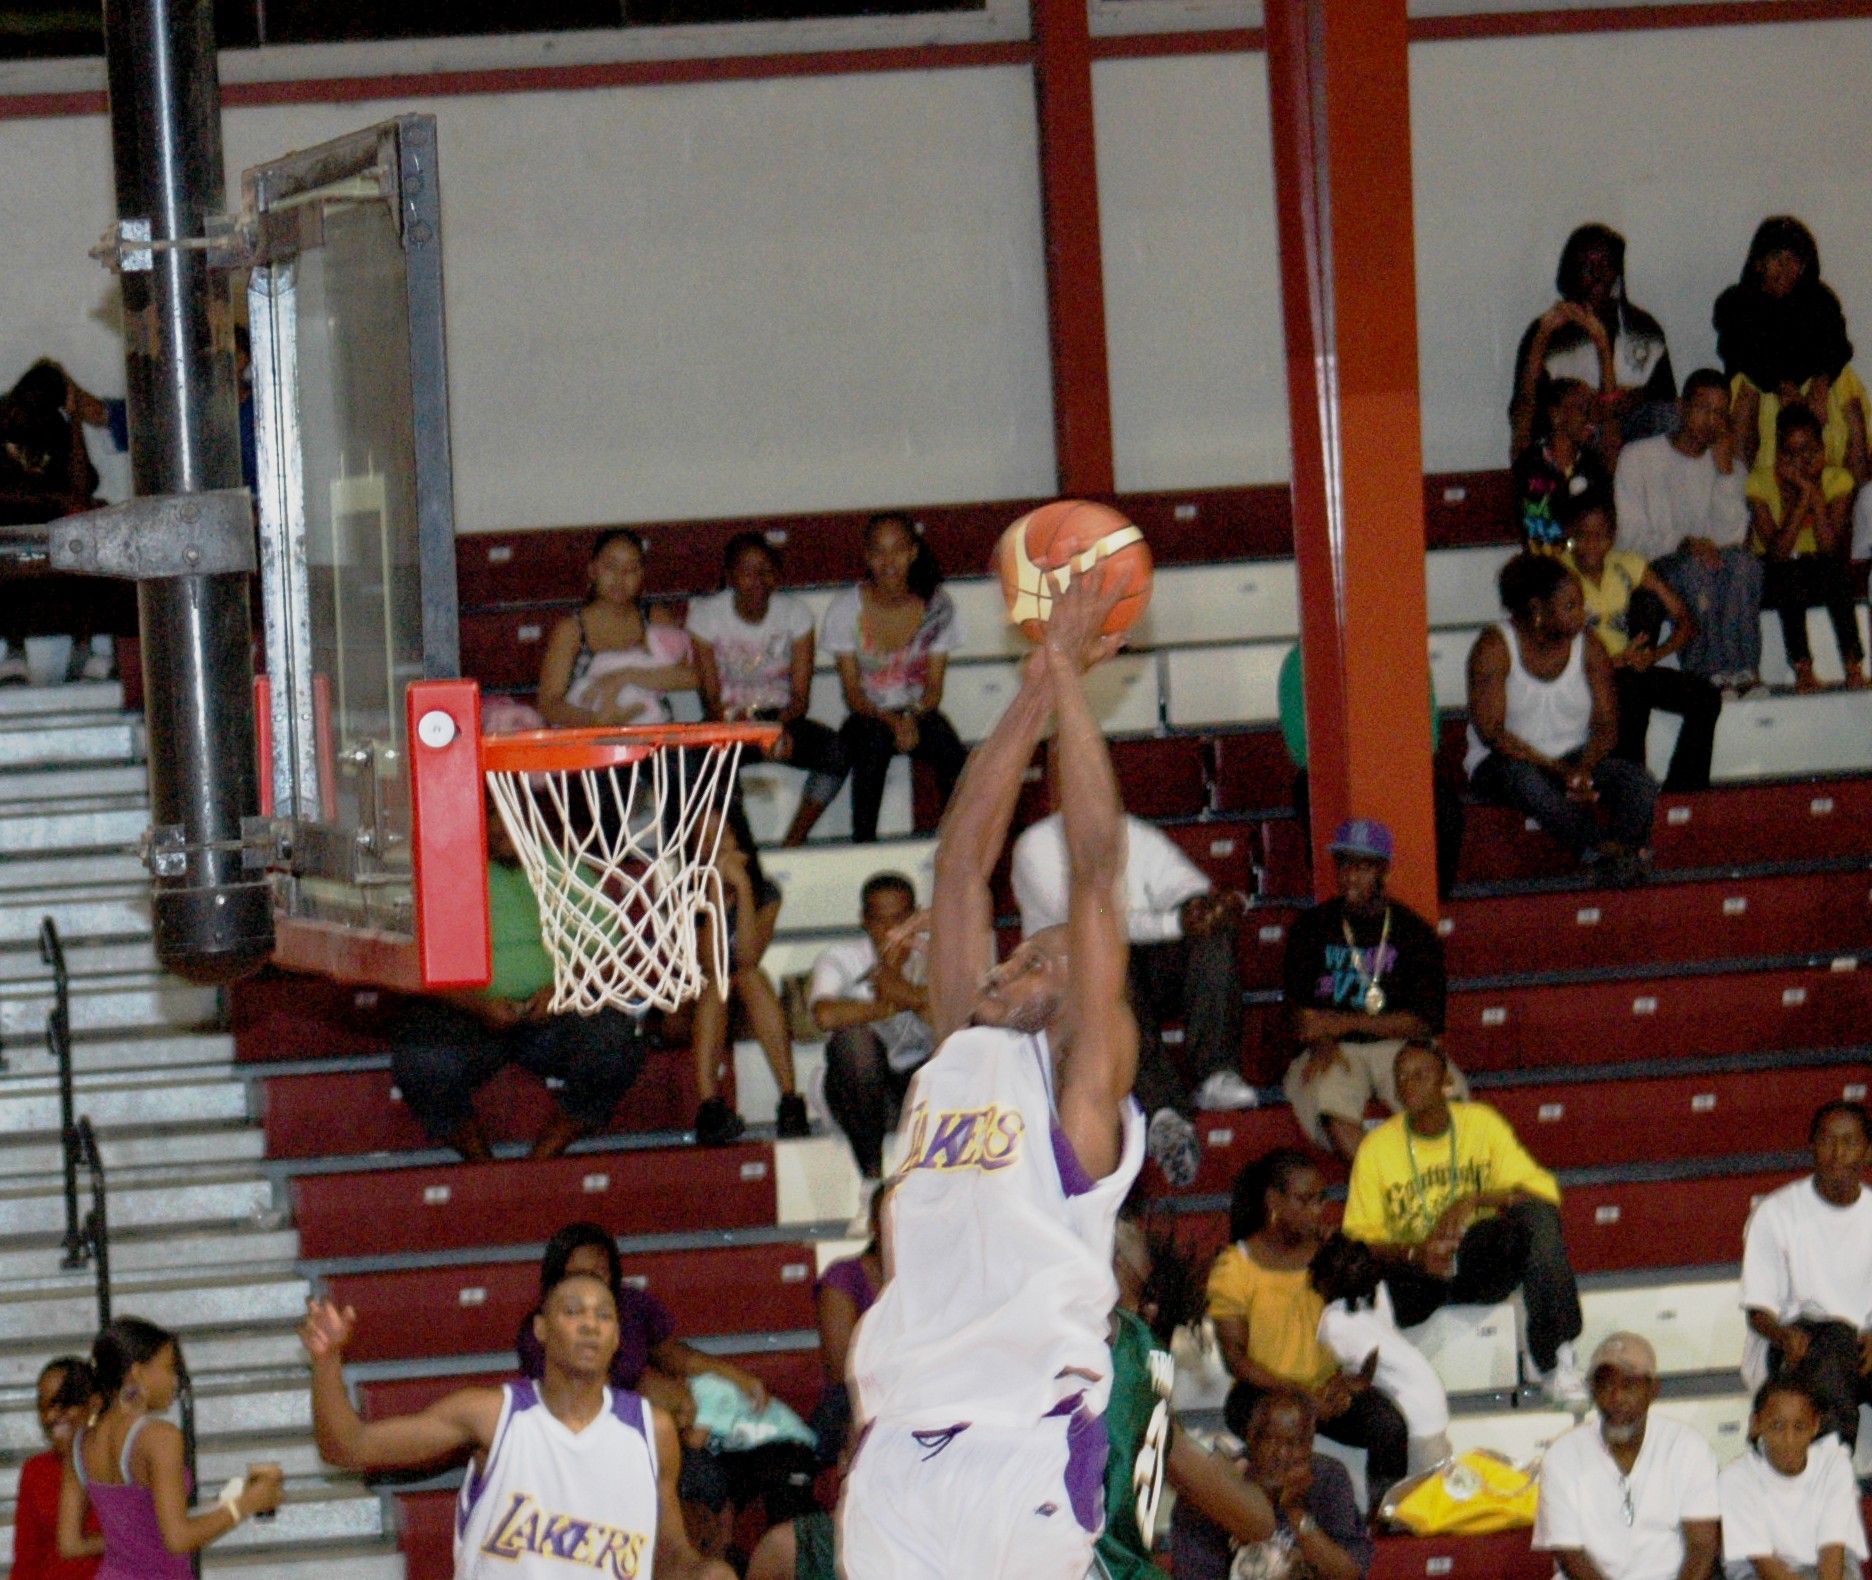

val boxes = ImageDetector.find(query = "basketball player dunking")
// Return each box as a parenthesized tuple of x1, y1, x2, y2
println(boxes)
(300, 1276, 733, 1580)
(839, 566, 1146, 1579)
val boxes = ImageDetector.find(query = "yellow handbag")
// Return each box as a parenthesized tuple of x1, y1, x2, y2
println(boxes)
(1381, 1449, 1540, 1535)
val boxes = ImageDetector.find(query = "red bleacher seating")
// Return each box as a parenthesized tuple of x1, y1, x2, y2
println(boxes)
(1447, 959, 1872, 1074)
(291, 1145, 779, 1258)
(326, 1241, 819, 1362)
(1371, 1529, 1550, 1580)
(1209, 728, 1296, 816)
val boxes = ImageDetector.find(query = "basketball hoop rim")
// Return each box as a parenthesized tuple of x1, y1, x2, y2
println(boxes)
(481, 721, 781, 774)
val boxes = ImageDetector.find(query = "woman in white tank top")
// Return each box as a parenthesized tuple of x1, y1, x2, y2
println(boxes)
(300, 1274, 735, 1580)
(1465, 552, 1658, 880)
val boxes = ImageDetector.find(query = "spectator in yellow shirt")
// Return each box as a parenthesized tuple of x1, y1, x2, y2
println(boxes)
(1342, 1041, 1587, 1408)
(1207, 1149, 1408, 1509)
(1746, 404, 1866, 692)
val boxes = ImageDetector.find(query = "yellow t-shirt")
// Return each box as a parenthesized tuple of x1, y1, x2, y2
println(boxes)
(1746, 465, 1856, 557)
(1561, 547, 1648, 658)
(1205, 1242, 1336, 1390)
(1341, 1101, 1561, 1248)
(1739, 364, 1871, 491)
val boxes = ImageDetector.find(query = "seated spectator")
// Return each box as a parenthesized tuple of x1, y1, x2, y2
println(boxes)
(1534, 1333, 1720, 1580)
(387, 804, 648, 1161)
(1715, 216, 1869, 492)
(1514, 376, 1612, 552)
(1308, 1233, 1452, 1475)
(808, 872, 934, 1194)
(1343, 1040, 1587, 1404)
(1466, 551, 1658, 883)
(690, 802, 807, 1146)
(809, 1191, 881, 1467)
(1171, 1386, 1372, 1580)
(1013, 751, 1253, 1189)
(1208, 1149, 1410, 1510)
(1740, 1099, 1872, 1449)
(13, 1356, 99, 1580)
(1614, 369, 1763, 693)
(536, 527, 696, 727)
(1276, 646, 1464, 896)
(1720, 1375, 1866, 1580)
(1280, 817, 1461, 1167)
(1561, 487, 1721, 791)
(819, 513, 966, 843)
(1748, 405, 1866, 691)
(1100, 1211, 1276, 1580)
(1511, 223, 1676, 466)
(688, 533, 849, 846)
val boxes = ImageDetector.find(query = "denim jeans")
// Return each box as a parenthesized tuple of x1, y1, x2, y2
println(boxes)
(1469, 750, 1657, 861)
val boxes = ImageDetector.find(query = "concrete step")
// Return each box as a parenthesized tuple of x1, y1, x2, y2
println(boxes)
(201, 1543, 404, 1580)
(0, 1123, 263, 1182)
(0, 1073, 247, 1136)
(0, 1434, 330, 1507)
(0, 799, 146, 857)
(0, 1481, 389, 1560)
(0, 1321, 307, 1397)
(0, 974, 219, 1038)
(0, 1270, 309, 1349)
(0, 937, 158, 981)
(0, 762, 146, 803)
(0, 682, 126, 719)
(0, 1168, 275, 1241)
(0, 851, 148, 893)
(0, 1030, 234, 1078)
(0, 1226, 296, 1290)
(0, 887, 152, 948)
(0, 1373, 312, 1456)
(0, 718, 141, 771)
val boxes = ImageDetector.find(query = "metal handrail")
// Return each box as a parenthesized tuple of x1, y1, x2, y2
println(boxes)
(40, 918, 85, 1270)
(71, 1117, 109, 1328)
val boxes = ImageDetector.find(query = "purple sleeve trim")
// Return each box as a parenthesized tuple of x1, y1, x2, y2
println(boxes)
(609, 1387, 647, 1437)
(1052, 1123, 1097, 1198)
(816, 1255, 878, 1316)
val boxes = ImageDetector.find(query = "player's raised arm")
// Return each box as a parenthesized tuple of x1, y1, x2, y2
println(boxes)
(925, 640, 1057, 1042)
(301, 1299, 495, 1471)
(1045, 568, 1136, 1181)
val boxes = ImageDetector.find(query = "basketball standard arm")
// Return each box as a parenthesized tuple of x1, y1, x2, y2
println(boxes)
(1046, 572, 1137, 1183)
(926, 650, 1053, 1043)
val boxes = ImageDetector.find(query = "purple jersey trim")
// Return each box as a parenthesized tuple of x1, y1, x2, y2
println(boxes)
(1062, 1405, 1109, 1534)
(609, 1386, 647, 1436)
(458, 1379, 537, 1536)
(1051, 1123, 1097, 1198)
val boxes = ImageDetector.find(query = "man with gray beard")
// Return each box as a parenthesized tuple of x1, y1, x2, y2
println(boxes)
(1533, 1333, 1719, 1580)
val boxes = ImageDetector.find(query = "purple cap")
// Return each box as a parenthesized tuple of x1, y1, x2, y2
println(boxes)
(1329, 818, 1394, 863)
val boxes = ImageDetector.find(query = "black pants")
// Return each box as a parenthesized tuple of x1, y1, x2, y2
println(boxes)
(1612, 666, 1721, 792)
(823, 1025, 917, 1178)
(1225, 1375, 1407, 1513)
(1769, 1318, 1872, 1448)
(1382, 1200, 1583, 1373)
(839, 710, 968, 843)
(389, 1001, 647, 1141)
(751, 715, 850, 807)
(1764, 557, 1864, 669)
(1128, 935, 1243, 1116)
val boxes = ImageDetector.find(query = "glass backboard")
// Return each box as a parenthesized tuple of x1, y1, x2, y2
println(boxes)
(247, 115, 488, 991)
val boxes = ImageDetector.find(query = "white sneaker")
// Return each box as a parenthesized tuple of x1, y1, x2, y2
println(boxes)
(1195, 1070, 1260, 1111)
(0, 653, 26, 687)
(1146, 1107, 1201, 1188)
(1539, 1342, 1590, 1408)
(846, 1176, 880, 1239)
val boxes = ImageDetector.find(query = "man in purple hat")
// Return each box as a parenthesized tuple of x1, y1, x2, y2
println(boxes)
(1280, 818, 1460, 1164)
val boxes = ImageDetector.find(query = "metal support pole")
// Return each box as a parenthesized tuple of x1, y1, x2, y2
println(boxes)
(41, 919, 84, 1268)
(101, 0, 274, 983)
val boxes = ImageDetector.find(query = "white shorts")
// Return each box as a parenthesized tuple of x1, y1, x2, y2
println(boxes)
(838, 1412, 1104, 1580)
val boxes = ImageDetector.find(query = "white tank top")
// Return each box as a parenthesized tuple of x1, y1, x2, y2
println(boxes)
(1465, 621, 1592, 774)
(849, 1026, 1145, 1430)
(455, 1381, 660, 1579)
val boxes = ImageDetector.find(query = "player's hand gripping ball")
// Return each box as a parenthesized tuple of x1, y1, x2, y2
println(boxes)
(997, 499, 1153, 641)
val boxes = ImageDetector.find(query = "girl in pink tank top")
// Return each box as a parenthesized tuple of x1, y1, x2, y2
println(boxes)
(61, 1319, 282, 1578)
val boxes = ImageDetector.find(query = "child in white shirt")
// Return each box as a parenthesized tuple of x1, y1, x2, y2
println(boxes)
(1719, 1376, 1867, 1580)
(1309, 1233, 1453, 1475)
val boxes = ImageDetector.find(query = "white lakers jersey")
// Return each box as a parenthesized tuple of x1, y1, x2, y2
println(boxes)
(455, 1381, 660, 1580)
(849, 1026, 1145, 1430)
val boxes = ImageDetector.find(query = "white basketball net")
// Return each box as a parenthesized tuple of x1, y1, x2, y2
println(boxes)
(485, 741, 748, 1015)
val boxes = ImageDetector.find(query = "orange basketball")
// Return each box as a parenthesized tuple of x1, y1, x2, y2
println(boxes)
(996, 499, 1153, 642)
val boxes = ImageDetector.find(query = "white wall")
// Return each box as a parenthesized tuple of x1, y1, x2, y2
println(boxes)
(1093, 52, 1288, 493)
(3, 13, 1871, 531)
(0, 67, 1057, 533)
(1411, 16, 1872, 473)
